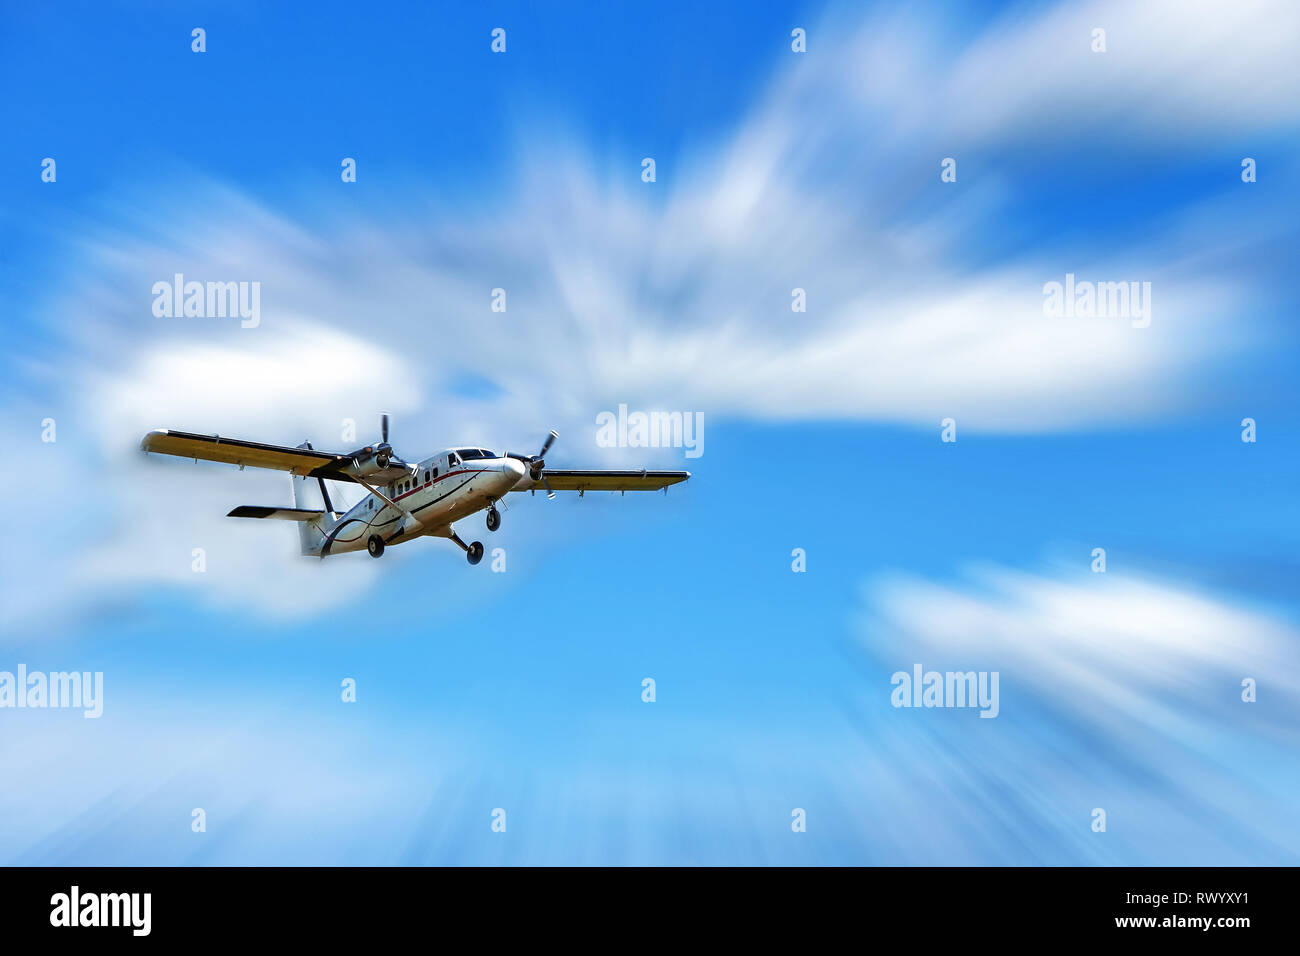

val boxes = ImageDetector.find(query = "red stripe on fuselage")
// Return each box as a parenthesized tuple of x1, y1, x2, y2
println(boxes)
(390, 467, 492, 502)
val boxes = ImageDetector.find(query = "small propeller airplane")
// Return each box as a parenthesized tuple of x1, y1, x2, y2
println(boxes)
(140, 415, 690, 564)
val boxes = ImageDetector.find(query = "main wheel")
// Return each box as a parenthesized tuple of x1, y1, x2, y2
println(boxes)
(486, 508, 501, 532)
(466, 541, 484, 565)
(367, 535, 385, 558)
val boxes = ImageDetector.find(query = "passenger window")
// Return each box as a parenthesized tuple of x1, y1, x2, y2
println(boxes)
(431, 467, 439, 479)
(423, 470, 430, 483)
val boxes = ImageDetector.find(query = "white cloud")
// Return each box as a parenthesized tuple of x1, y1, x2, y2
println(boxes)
(945, 0, 1300, 143)
(1, 321, 419, 625)
(852, 563, 1300, 863)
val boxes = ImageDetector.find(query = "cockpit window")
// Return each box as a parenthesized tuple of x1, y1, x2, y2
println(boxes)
(457, 448, 494, 460)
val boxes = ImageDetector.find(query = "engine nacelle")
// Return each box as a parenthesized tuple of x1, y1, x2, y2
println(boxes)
(339, 443, 398, 479)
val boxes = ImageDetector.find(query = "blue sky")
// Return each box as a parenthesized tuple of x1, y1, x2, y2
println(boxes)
(2, 0, 1299, 865)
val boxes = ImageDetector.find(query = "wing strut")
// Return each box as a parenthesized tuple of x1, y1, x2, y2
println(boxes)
(353, 475, 423, 536)
(316, 477, 337, 518)
(301, 441, 339, 518)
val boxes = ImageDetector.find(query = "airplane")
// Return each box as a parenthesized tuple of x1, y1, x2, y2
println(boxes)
(140, 415, 690, 564)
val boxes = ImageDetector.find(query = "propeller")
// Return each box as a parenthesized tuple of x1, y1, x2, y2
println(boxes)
(375, 414, 394, 467)
(507, 430, 558, 499)
(368, 413, 406, 470)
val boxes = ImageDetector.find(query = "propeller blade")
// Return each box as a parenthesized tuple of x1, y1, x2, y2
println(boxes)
(537, 430, 557, 459)
(381, 413, 389, 443)
(542, 474, 555, 500)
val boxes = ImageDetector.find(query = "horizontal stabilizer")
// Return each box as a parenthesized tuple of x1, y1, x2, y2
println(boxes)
(228, 505, 326, 521)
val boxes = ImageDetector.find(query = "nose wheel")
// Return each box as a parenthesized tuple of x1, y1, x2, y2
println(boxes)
(367, 535, 385, 558)
(486, 507, 501, 532)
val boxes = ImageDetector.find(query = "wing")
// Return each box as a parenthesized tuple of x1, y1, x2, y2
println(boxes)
(539, 469, 690, 492)
(140, 429, 361, 483)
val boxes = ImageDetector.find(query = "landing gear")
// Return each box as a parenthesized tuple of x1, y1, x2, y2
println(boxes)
(367, 535, 385, 558)
(486, 507, 501, 532)
(449, 529, 485, 565)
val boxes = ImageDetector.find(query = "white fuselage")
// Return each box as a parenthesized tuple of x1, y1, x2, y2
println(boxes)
(314, 451, 526, 557)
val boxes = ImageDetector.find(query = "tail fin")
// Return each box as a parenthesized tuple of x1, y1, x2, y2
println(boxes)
(290, 467, 334, 558)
